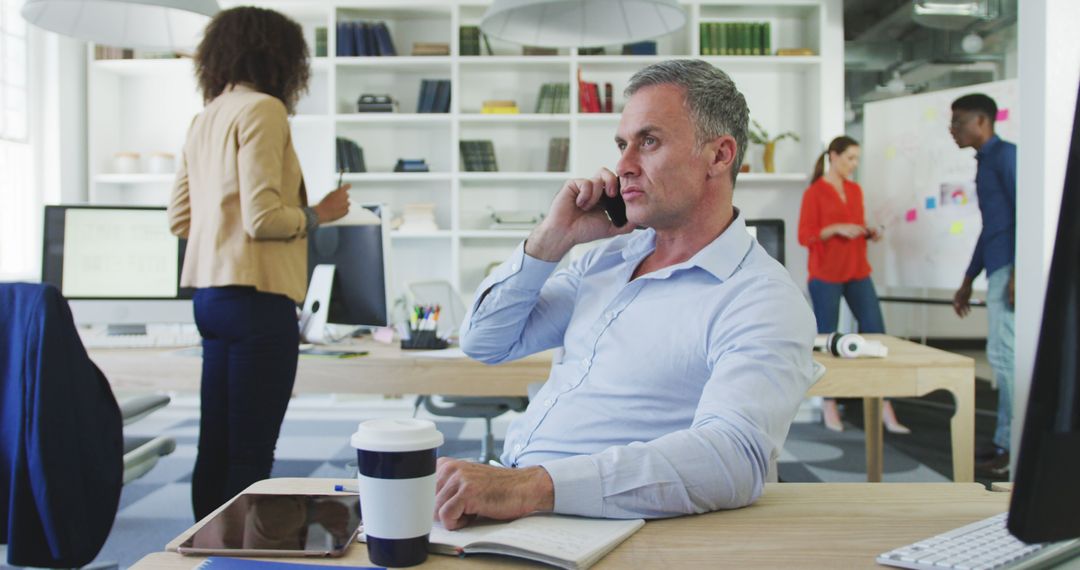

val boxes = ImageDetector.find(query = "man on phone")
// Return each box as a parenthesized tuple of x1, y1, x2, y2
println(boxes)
(435, 60, 815, 529)
(949, 93, 1017, 478)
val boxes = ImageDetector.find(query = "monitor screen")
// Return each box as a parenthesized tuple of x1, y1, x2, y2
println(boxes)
(41, 205, 192, 325)
(1007, 82, 1080, 544)
(746, 218, 785, 266)
(306, 204, 391, 328)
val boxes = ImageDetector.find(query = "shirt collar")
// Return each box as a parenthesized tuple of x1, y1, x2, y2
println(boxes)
(976, 134, 1001, 160)
(619, 208, 752, 282)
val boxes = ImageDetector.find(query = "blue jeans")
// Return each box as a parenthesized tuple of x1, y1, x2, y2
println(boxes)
(191, 286, 299, 520)
(807, 277, 886, 334)
(985, 265, 1015, 451)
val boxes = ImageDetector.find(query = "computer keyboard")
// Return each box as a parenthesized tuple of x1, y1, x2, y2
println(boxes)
(877, 512, 1080, 570)
(79, 328, 202, 349)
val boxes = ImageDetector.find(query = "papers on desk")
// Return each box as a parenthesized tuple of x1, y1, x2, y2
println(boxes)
(409, 347, 468, 359)
(323, 204, 381, 227)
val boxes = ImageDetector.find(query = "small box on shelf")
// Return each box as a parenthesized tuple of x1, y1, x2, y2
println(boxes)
(356, 94, 397, 113)
(482, 100, 520, 114)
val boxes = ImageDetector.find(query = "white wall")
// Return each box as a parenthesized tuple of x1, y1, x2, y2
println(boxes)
(1013, 0, 1080, 459)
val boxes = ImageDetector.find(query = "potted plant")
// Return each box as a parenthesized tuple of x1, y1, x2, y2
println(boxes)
(748, 120, 799, 173)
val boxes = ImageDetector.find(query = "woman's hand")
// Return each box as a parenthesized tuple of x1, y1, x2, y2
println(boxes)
(821, 223, 866, 240)
(314, 184, 351, 223)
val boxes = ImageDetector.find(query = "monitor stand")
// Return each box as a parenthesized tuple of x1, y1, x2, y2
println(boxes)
(300, 264, 335, 344)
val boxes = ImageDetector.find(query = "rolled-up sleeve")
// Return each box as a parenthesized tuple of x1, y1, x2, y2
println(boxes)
(235, 98, 306, 240)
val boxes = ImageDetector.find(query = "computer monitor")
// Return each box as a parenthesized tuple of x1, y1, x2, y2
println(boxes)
(1007, 82, 1080, 544)
(746, 218, 785, 266)
(41, 205, 192, 331)
(303, 203, 392, 341)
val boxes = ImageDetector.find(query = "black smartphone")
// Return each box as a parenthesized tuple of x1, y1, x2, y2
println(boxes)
(599, 180, 627, 227)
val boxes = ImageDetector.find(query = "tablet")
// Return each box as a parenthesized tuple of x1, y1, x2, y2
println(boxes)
(177, 493, 361, 558)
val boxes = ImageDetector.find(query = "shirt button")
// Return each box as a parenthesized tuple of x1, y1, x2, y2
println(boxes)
(543, 398, 553, 407)
(581, 358, 591, 368)
(606, 311, 616, 320)
(514, 443, 523, 452)
(511, 263, 519, 271)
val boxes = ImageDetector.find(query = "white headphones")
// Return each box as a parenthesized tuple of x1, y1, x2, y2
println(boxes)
(814, 332, 888, 358)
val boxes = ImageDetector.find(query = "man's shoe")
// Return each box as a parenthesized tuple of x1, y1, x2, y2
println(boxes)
(975, 444, 1005, 462)
(976, 450, 1010, 478)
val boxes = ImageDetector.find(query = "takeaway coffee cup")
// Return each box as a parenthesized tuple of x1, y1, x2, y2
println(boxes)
(351, 418, 444, 567)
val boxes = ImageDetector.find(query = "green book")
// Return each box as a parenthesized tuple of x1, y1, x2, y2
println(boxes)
(718, 23, 728, 55)
(763, 22, 771, 55)
(751, 23, 761, 56)
(315, 27, 327, 57)
(699, 22, 708, 55)
(459, 26, 480, 56)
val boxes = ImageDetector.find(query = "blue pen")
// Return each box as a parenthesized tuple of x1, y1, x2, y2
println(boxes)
(334, 483, 358, 493)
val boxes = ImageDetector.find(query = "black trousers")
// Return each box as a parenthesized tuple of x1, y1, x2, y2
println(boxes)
(191, 286, 298, 520)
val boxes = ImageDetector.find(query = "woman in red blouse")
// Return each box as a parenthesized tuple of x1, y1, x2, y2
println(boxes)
(798, 136, 909, 434)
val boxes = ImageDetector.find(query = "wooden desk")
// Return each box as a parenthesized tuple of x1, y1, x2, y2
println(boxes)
(91, 335, 974, 483)
(89, 340, 554, 396)
(808, 335, 975, 483)
(132, 477, 1009, 569)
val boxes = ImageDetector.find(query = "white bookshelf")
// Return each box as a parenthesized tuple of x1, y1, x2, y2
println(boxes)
(86, 0, 843, 301)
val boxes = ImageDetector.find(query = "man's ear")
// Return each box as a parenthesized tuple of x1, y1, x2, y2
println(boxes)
(705, 135, 738, 180)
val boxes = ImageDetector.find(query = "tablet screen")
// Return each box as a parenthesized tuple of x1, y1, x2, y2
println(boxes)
(178, 494, 361, 557)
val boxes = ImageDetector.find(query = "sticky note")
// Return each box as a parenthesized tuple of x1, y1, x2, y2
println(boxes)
(926, 197, 937, 210)
(885, 146, 897, 160)
(996, 108, 1009, 122)
(905, 209, 917, 222)
(950, 221, 964, 234)
(923, 107, 938, 121)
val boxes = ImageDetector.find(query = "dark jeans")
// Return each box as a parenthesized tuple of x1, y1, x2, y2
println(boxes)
(191, 286, 299, 520)
(807, 277, 885, 334)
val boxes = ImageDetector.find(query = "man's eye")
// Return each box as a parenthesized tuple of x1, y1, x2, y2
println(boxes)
(643, 137, 657, 147)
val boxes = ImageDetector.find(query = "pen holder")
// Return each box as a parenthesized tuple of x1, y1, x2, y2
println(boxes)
(401, 329, 449, 350)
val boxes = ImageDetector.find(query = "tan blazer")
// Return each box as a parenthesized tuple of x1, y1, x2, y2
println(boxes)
(168, 84, 309, 304)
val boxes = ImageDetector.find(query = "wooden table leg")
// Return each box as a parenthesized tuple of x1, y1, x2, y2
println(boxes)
(949, 378, 976, 482)
(864, 397, 883, 482)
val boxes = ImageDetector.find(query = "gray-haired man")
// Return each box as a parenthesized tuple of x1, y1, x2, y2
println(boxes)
(434, 60, 815, 529)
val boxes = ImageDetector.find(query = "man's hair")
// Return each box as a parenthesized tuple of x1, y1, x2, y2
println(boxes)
(195, 7, 310, 113)
(951, 93, 998, 125)
(624, 59, 749, 185)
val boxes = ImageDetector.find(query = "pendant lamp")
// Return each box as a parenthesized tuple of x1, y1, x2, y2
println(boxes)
(480, 0, 686, 49)
(21, 0, 219, 51)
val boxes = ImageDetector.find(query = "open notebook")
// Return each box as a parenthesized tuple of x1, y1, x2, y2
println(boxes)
(362, 514, 644, 570)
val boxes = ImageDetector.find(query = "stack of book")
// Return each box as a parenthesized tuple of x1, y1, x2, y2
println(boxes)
(394, 159, 429, 173)
(417, 80, 451, 113)
(578, 47, 606, 56)
(535, 83, 570, 114)
(523, 46, 558, 56)
(94, 45, 135, 59)
(577, 75, 613, 114)
(482, 100, 520, 114)
(460, 141, 498, 172)
(336, 138, 366, 173)
(546, 138, 570, 172)
(699, 22, 772, 55)
(621, 41, 657, 55)
(412, 42, 450, 56)
(315, 27, 328, 57)
(336, 21, 396, 56)
(357, 94, 396, 113)
(459, 26, 493, 56)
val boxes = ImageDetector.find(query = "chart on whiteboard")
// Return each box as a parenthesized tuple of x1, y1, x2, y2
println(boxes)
(862, 79, 1017, 291)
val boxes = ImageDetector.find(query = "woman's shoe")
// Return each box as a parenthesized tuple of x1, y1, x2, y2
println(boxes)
(882, 401, 911, 434)
(823, 399, 844, 432)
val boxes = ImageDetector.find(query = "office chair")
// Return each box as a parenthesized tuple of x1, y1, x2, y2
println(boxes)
(405, 280, 530, 463)
(0, 283, 176, 567)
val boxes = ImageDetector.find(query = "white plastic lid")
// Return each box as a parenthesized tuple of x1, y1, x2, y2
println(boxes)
(350, 418, 444, 453)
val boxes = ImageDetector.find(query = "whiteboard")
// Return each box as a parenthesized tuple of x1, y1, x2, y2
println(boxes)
(862, 79, 1018, 290)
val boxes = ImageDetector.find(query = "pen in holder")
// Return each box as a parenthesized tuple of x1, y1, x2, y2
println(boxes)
(401, 304, 449, 350)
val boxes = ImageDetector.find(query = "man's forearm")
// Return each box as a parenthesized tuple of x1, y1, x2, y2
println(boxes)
(525, 224, 576, 262)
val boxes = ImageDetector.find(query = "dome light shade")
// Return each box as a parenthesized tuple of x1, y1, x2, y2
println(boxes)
(480, 0, 686, 49)
(21, 0, 220, 51)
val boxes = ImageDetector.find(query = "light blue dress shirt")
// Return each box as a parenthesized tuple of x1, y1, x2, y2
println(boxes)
(459, 213, 816, 519)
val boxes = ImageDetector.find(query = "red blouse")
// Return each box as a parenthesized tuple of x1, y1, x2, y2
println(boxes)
(797, 177, 873, 283)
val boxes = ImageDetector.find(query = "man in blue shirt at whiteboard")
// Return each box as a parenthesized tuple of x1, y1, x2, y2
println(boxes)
(949, 93, 1017, 478)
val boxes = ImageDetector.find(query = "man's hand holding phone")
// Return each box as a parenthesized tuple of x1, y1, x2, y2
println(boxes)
(525, 167, 634, 262)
